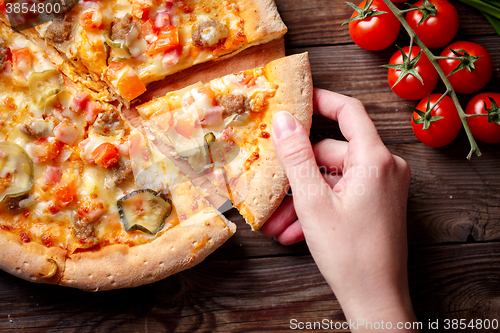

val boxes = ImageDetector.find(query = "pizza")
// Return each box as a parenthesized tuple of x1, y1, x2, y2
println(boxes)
(0, 1, 313, 291)
(0, 23, 235, 290)
(136, 53, 313, 230)
(19, 0, 287, 101)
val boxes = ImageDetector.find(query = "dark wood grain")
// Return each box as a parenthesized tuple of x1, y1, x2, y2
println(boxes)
(409, 242, 500, 333)
(2, 242, 500, 332)
(276, 0, 497, 48)
(1, 0, 500, 331)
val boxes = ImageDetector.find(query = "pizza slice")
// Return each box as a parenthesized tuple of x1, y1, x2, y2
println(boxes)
(136, 53, 314, 230)
(0, 23, 235, 291)
(24, 0, 287, 101)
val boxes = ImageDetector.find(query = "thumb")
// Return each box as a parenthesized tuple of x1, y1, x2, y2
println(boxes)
(271, 111, 329, 204)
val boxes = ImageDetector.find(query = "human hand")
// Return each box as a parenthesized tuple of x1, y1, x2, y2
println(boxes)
(261, 88, 418, 332)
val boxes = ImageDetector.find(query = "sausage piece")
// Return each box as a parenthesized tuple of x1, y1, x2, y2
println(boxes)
(107, 159, 132, 187)
(192, 19, 229, 48)
(93, 108, 124, 135)
(19, 121, 52, 140)
(0, 39, 8, 72)
(45, 17, 73, 44)
(216, 94, 249, 117)
(111, 13, 135, 41)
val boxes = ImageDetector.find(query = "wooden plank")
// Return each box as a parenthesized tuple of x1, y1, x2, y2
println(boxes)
(409, 242, 500, 332)
(276, 0, 497, 48)
(1, 242, 499, 332)
(0, 255, 344, 333)
(289, 35, 500, 109)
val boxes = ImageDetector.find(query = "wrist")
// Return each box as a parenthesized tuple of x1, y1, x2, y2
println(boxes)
(338, 286, 419, 332)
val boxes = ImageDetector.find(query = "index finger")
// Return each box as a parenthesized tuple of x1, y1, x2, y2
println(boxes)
(313, 88, 382, 147)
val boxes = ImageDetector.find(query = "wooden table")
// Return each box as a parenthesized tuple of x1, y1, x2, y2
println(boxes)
(1, 1, 499, 332)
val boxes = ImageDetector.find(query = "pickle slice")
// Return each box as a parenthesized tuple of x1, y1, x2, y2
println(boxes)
(103, 29, 132, 62)
(28, 70, 64, 108)
(0, 142, 34, 203)
(117, 189, 172, 234)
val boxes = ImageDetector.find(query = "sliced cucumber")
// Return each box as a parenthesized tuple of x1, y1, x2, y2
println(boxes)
(28, 70, 64, 109)
(117, 189, 172, 235)
(0, 142, 34, 203)
(103, 29, 132, 62)
(186, 132, 216, 173)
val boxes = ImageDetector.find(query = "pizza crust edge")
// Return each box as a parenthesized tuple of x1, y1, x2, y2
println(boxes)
(60, 208, 234, 291)
(236, 52, 314, 230)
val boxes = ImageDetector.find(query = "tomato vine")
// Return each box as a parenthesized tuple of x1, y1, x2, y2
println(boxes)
(381, 0, 482, 159)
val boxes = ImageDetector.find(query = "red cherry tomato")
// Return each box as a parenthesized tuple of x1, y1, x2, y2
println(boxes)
(387, 45, 438, 100)
(348, 0, 401, 51)
(438, 41, 493, 94)
(406, 0, 459, 49)
(411, 94, 462, 147)
(391, 0, 407, 3)
(465, 92, 500, 144)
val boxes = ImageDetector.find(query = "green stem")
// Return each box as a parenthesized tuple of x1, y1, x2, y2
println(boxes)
(400, 7, 420, 13)
(435, 56, 466, 61)
(465, 113, 489, 118)
(429, 90, 450, 113)
(382, 0, 482, 159)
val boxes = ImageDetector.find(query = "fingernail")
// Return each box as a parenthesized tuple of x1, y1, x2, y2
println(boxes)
(272, 111, 297, 140)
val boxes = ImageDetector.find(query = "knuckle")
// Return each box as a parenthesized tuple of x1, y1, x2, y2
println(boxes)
(377, 148, 395, 169)
(282, 141, 313, 167)
(394, 155, 412, 183)
(280, 137, 314, 168)
(347, 97, 365, 111)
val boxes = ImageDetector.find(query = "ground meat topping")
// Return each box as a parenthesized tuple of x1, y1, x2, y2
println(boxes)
(93, 109, 124, 135)
(106, 159, 132, 188)
(73, 219, 95, 241)
(192, 19, 229, 48)
(45, 16, 73, 44)
(19, 120, 52, 139)
(216, 94, 249, 117)
(0, 39, 9, 72)
(111, 13, 135, 41)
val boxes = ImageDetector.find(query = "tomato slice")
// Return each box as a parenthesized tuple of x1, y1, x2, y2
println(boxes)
(132, 3, 151, 20)
(175, 114, 196, 139)
(11, 48, 32, 74)
(116, 67, 147, 101)
(146, 26, 179, 56)
(32, 139, 64, 163)
(80, 10, 103, 30)
(54, 174, 77, 207)
(141, 19, 155, 38)
(92, 142, 120, 168)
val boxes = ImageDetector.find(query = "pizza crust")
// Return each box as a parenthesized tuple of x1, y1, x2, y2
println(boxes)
(0, 229, 66, 285)
(61, 208, 234, 291)
(235, 53, 314, 230)
(235, 0, 288, 46)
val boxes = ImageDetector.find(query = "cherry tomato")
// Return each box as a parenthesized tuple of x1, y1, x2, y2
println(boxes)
(348, 0, 401, 51)
(411, 94, 462, 147)
(465, 92, 500, 144)
(391, 0, 407, 3)
(406, 0, 459, 49)
(438, 41, 493, 94)
(387, 45, 438, 100)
